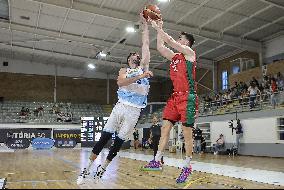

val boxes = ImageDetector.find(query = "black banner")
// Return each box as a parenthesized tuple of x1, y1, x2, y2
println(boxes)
(6, 138, 30, 149)
(53, 129, 81, 143)
(0, 128, 52, 143)
(54, 139, 77, 148)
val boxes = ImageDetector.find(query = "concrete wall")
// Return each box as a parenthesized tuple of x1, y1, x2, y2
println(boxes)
(217, 51, 260, 91)
(208, 116, 284, 157)
(0, 72, 118, 104)
(229, 60, 284, 86)
(264, 35, 284, 64)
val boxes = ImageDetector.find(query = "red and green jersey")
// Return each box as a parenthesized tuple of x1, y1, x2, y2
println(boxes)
(169, 53, 197, 94)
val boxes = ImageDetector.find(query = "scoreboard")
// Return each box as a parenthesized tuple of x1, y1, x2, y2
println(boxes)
(81, 117, 109, 147)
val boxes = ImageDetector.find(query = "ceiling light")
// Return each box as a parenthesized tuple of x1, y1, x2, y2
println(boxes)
(158, 0, 170, 2)
(88, 64, 95, 70)
(126, 26, 135, 33)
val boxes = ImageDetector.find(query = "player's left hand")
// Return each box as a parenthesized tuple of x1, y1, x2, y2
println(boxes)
(150, 19, 163, 30)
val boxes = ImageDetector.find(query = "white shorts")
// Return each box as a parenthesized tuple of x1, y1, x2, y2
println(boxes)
(103, 102, 141, 140)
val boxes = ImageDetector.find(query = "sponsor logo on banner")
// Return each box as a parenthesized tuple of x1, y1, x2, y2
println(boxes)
(54, 139, 77, 148)
(0, 128, 52, 143)
(53, 129, 81, 143)
(6, 138, 30, 149)
(32, 138, 54, 150)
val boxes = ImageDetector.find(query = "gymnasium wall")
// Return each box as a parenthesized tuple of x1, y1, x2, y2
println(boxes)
(264, 35, 284, 64)
(0, 72, 117, 104)
(217, 51, 260, 91)
(0, 72, 169, 104)
(0, 57, 214, 103)
(0, 58, 117, 80)
(209, 117, 284, 157)
(229, 60, 284, 86)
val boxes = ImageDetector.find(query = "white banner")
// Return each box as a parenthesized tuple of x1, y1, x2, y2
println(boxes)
(0, 178, 6, 189)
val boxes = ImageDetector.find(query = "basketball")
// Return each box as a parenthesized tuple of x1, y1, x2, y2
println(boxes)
(142, 4, 161, 21)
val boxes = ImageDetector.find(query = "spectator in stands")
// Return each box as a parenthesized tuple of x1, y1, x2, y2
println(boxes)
(270, 77, 278, 109)
(233, 82, 239, 89)
(231, 87, 238, 99)
(20, 107, 26, 116)
(53, 104, 60, 114)
(204, 96, 212, 111)
(263, 75, 270, 89)
(231, 82, 240, 97)
(213, 134, 225, 155)
(133, 128, 139, 150)
(239, 81, 248, 92)
(214, 93, 221, 107)
(227, 89, 233, 103)
(276, 72, 284, 91)
(193, 127, 202, 154)
(251, 77, 259, 87)
(33, 108, 39, 117)
(20, 107, 30, 117)
(38, 106, 44, 117)
(222, 92, 228, 105)
(248, 82, 260, 109)
(56, 112, 72, 122)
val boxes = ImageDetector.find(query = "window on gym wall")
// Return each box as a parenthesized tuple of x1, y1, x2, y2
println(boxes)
(222, 71, 228, 90)
(0, 0, 9, 20)
(232, 66, 240, 74)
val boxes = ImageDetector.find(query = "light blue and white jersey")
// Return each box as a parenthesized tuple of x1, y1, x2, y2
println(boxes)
(117, 67, 150, 108)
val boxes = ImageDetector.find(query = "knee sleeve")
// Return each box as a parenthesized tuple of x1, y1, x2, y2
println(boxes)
(107, 136, 124, 161)
(92, 131, 112, 155)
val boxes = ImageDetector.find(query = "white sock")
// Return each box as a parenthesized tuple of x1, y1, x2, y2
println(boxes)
(86, 160, 94, 172)
(184, 156, 192, 167)
(155, 151, 164, 161)
(101, 160, 110, 170)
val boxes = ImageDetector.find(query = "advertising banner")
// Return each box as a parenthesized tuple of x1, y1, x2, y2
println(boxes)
(6, 138, 30, 149)
(32, 138, 54, 150)
(0, 128, 52, 143)
(53, 129, 81, 143)
(54, 139, 77, 148)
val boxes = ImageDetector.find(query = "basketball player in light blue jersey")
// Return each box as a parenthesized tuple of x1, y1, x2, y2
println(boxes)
(77, 14, 153, 184)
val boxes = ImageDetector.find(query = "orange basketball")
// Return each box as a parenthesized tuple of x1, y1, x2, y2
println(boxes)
(143, 4, 161, 21)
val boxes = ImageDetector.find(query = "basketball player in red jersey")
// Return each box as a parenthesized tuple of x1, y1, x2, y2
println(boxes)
(143, 20, 197, 184)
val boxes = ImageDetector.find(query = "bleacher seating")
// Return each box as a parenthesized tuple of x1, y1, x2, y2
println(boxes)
(137, 91, 284, 125)
(0, 101, 112, 124)
(199, 91, 284, 117)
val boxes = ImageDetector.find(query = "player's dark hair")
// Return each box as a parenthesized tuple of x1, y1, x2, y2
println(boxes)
(181, 32, 195, 47)
(127, 52, 137, 63)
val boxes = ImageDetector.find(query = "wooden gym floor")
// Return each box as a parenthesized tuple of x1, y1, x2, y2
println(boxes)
(0, 149, 283, 189)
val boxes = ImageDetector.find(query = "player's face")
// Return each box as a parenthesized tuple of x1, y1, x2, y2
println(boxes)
(128, 53, 141, 68)
(177, 35, 189, 46)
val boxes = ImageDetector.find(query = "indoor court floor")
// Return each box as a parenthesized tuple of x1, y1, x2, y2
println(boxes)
(0, 149, 283, 189)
